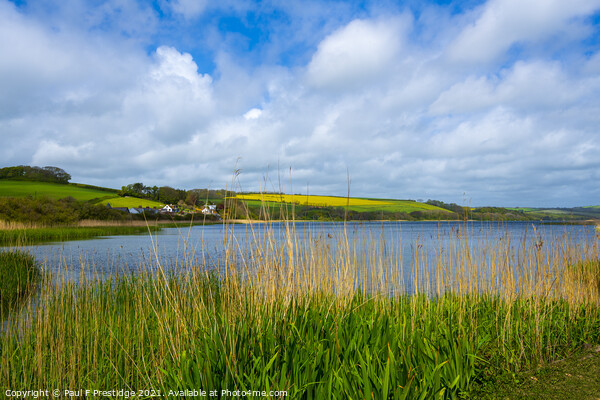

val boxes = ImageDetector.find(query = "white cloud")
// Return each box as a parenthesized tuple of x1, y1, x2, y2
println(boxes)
(151, 46, 209, 85)
(429, 108, 535, 157)
(495, 61, 584, 109)
(430, 76, 496, 115)
(430, 59, 598, 116)
(243, 108, 262, 120)
(168, 0, 208, 19)
(32, 140, 95, 166)
(306, 17, 407, 91)
(0, 0, 146, 118)
(122, 46, 214, 143)
(448, 0, 600, 64)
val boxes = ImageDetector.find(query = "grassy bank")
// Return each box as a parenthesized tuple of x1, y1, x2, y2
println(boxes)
(0, 220, 223, 246)
(1, 221, 599, 398)
(99, 196, 165, 208)
(0, 251, 41, 316)
(0, 225, 162, 246)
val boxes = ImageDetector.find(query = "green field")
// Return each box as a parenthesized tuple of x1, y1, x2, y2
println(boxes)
(235, 193, 451, 214)
(0, 181, 166, 207)
(347, 199, 450, 213)
(0, 180, 117, 202)
(0, 180, 168, 209)
(511, 206, 600, 220)
(99, 197, 165, 208)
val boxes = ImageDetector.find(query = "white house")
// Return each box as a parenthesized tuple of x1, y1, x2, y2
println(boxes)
(201, 204, 217, 215)
(161, 205, 179, 213)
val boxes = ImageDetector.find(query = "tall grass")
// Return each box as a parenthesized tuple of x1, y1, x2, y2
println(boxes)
(0, 250, 41, 316)
(0, 214, 598, 398)
(0, 219, 219, 246)
(0, 219, 180, 230)
(0, 225, 163, 246)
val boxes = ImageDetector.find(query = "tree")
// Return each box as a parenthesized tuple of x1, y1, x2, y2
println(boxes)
(131, 182, 145, 195)
(158, 186, 180, 204)
(0, 165, 70, 183)
(42, 166, 71, 183)
(119, 183, 147, 198)
(185, 191, 199, 207)
(143, 185, 159, 200)
(0, 166, 25, 179)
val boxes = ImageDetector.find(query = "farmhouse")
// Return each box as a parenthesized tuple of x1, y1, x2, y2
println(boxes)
(161, 205, 179, 213)
(106, 203, 160, 215)
(201, 204, 217, 215)
(106, 203, 130, 213)
(129, 207, 159, 215)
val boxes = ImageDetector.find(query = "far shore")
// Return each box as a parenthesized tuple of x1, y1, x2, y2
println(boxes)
(0, 217, 597, 233)
(227, 218, 600, 225)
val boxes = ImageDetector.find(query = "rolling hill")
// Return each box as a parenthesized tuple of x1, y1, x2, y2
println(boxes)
(510, 206, 600, 220)
(0, 180, 117, 202)
(1, 179, 598, 221)
(0, 180, 167, 209)
(99, 197, 165, 208)
(234, 193, 451, 214)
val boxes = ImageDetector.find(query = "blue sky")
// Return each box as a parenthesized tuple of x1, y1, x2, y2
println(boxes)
(1, 0, 600, 207)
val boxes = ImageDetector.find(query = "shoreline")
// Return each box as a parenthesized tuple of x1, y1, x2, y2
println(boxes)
(227, 218, 599, 224)
(0, 218, 596, 247)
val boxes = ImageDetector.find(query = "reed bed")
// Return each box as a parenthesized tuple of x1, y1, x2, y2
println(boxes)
(0, 218, 599, 399)
(0, 251, 41, 317)
(77, 220, 213, 228)
(0, 219, 219, 246)
(0, 225, 163, 247)
(0, 220, 169, 230)
(0, 220, 45, 230)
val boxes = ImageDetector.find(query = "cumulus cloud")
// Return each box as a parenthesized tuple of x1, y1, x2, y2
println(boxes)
(306, 17, 408, 91)
(168, 0, 208, 19)
(243, 108, 262, 120)
(0, 0, 147, 119)
(32, 140, 95, 166)
(448, 0, 600, 64)
(429, 60, 591, 115)
(122, 46, 214, 143)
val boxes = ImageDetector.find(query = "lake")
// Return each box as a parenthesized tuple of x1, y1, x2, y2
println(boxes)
(4, 221, 598, 294)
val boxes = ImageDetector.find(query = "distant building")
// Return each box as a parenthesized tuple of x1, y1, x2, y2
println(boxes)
(129, 207, 159, 215)
(106, 203, 130, 213)
(201, 204, 217, 215)
(161, 205, 179, 213)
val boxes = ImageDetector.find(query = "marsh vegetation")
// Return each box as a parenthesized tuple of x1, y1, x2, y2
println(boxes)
(0, 250, 41, 317)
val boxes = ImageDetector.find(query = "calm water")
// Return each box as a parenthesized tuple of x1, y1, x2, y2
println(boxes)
(4, 221, 598, 286)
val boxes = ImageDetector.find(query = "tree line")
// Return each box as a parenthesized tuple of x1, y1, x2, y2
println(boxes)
(0, 197, 126, 225)
(0, 166, 71, 184)
(118, 182, 230, 206)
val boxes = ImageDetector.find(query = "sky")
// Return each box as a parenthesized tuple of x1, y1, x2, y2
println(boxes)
(1, 0, 600, 207)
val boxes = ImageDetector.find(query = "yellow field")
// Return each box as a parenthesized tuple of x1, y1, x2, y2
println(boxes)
(235, 193, 392, 207)
(234, 193, 452, 214)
